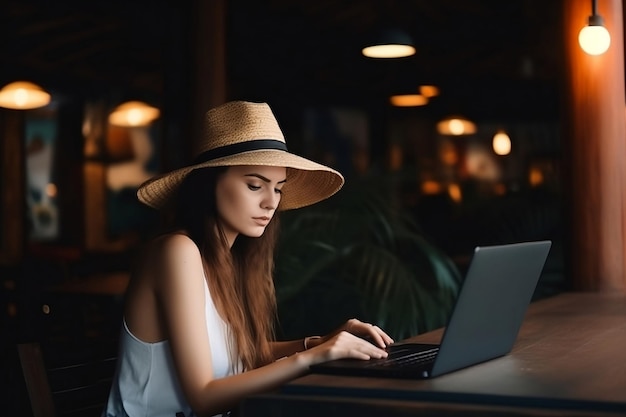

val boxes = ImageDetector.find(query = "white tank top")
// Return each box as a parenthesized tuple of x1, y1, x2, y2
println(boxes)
(102, 279, 238, 417)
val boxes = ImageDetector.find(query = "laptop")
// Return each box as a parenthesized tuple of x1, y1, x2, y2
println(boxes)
(309, 240, 552, 379)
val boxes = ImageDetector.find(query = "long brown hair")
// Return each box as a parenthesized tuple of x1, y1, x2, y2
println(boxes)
(172, 167, 278, 370)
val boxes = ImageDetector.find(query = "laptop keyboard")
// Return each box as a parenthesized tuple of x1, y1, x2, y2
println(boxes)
(365, 346, 439, 368)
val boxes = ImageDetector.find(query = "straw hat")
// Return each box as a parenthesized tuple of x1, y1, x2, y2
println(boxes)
(137, 101, 344, 210)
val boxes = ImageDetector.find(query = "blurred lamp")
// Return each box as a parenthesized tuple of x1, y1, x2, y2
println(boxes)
(390, 94, 428, 107)
(421, 180, 442, 195)
(492, 130, 511, 155)
(362, 28, 416, 58)
(419, 85, 439, 98)
(578, 0, 611, 55)
(437, 116, 476, 136)
(0, 81, 51, 109)
(109, 101, 160, 127)
(447, 183, 462, 203)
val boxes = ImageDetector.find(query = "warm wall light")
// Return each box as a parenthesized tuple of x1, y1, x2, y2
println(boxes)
(447, 183, 462, 203)
(578, 0, 611, 55)
(421, 180, 443, 195)
(439, 140, 459, 165)
(362, 28, 416, 58)
(529, 166, 545, 186)
(0, 81, 51, 109)
(419, 85, 439, 98)
(437, 116, 477, 136)
(389, 94, 428, 107)
(492, 130, 511, 155)
(108, 101, 160, 127)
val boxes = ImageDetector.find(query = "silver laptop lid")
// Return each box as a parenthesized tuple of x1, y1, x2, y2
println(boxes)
(431, 240, 552, 377)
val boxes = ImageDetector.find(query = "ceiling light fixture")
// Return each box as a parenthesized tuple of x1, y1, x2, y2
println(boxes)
(362, 28, 416, 58)
(437, 116, 477, 136)
(578, 0, 611, 55)
(108, 101, 160, 127)
(389, 94, 428, 107)
(419, 85, 439, 98)
(0, 81, 51, 110)
(492, 130, 511, 155)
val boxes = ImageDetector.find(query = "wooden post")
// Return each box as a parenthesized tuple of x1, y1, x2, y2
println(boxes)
(191, 0, 227, 151)
(159, 0, 227, 171)
(0, 110, 25, 264)
(562, 0, 626, 292)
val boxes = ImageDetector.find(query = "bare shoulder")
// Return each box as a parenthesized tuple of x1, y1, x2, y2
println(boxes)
(147, 232, 201, 262)
(153, 232, 198, 251)
(140, 232, 204, 284)
(126, 232, 205, 342)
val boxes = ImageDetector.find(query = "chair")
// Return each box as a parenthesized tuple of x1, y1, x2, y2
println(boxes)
(18, 342, 117, 417)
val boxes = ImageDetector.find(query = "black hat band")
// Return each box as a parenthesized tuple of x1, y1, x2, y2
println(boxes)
(193, 139, 288, 165)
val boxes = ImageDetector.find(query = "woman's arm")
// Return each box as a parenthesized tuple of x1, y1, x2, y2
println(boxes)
(270, 318, 394, 359)
(270, 340, 306, 359)
(193, 329, 390, 416)
(155, 234, 392, 417)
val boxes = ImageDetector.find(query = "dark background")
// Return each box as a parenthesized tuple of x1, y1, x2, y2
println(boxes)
(0, 1, 577, 414)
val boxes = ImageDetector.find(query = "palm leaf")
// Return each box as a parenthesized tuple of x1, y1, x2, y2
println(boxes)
(274, 177, 462, 340)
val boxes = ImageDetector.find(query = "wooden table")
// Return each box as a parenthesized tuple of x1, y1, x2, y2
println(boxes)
(240, 292, 626, 417)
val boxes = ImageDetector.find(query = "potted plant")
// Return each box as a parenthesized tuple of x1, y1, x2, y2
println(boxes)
(274, 176, 462, 341)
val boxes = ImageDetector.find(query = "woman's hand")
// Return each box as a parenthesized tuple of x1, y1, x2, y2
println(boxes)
(302, 318, 394, 364)
(304, 330, 389, 363)
(339, 318, 394, 349)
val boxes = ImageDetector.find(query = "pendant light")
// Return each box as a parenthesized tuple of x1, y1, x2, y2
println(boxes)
(390, 94, 428, 107)
(419, 85, 439, 98)
(578, 0, 611, 55)
(108, 101, 160, 127)
(437, 115, 477, 136)
(389, 84, 439, 107)
(362, 28, 416, 58)
(0, 81, 51, 110)
(492, 130, 511, 155)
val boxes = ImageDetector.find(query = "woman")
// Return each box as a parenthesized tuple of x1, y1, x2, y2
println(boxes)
(103, 101, 393, 417)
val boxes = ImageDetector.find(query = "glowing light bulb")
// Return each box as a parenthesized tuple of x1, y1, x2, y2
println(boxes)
(579, 24, 611, 55)
(492, 131, 511, 155)
(449, 119, 464, 135)
(125, 109, 144, 126)
(437, 117, 477, 136)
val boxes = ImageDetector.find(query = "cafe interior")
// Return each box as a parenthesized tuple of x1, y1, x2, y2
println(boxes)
(1, 0, 625, 415)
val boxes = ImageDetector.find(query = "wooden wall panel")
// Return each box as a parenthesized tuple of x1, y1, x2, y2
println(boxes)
(0, 110, 24, 264)
(562, 0, 626, 292)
